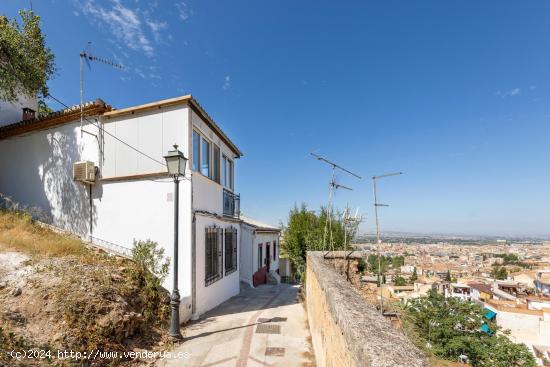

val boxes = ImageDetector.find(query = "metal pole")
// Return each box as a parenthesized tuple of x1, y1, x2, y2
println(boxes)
(373, 177, 383, 314)
(80, 53, 83, 136)
(170, 177, 182, 339)
(322, 166, 335, 256)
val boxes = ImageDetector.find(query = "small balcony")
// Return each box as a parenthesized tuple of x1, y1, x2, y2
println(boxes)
(223, 189, 240, 218)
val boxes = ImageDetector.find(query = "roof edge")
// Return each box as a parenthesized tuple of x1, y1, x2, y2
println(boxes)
(103, 94, 243, 158)
(0, 99, 110, 140)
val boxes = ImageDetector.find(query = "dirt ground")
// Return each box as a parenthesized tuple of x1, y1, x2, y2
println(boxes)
(0, 243, 171, 366)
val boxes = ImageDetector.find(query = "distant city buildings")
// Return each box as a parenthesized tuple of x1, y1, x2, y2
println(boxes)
(354, 241, 550, 365)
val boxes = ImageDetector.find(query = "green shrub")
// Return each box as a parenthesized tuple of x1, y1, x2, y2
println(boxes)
(131, 239, 170, 323)
(357, 258, 367, 273)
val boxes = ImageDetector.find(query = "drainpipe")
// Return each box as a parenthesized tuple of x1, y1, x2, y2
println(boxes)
(191, 194, 198, 320)
(89, 183, 93, 240)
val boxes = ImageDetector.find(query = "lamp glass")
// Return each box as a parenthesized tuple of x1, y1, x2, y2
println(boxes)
(164, 147, 188, 177)
(166, 157, 180, 176)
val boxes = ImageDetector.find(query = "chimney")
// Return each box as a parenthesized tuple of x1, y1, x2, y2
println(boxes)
(22, 107, 36, 121)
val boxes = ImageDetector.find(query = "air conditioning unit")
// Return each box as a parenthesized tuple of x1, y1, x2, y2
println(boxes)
(73, 161, 96, 184)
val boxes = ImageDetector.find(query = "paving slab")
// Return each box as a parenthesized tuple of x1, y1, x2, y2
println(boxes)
(157, 284, 313, 367)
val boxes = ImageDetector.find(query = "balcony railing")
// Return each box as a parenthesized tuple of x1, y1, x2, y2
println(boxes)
(223, 189, 240, 218)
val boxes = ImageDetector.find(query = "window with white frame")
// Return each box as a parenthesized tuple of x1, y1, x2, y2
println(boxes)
(193, 129, 233, 187)
(224, 227, 237, 275)
(213, 144, 221, 183)
(201, 137, 210, 177)
(222, 155, 233, 189)
(205, 226, 223, 286)
(192, 130, 200, 171)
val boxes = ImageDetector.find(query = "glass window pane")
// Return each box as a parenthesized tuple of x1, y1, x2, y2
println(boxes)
(222, 155, 227, 186)
(213, 145, 220, 183)
(227, 159, 233, 189)
(201, 138, 210, 177)
(192, 131, 200, 171)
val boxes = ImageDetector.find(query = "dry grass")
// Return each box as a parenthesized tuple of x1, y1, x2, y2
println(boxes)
(0, 210, 88, 257)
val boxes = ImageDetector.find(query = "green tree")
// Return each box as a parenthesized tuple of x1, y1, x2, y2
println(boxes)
(403, 290, 535, 367)
(393, 275, 407, 286)
(410, 267, 418, 282)
(281, 203, 349, 276)
(0, 10, 55, 102)
(491, 266, 508, 280)
(445, 270, 452, 282)
(392, 255, 405, 268)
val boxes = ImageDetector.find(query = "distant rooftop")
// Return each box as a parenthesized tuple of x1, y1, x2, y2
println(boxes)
(241, 215, 280, 233)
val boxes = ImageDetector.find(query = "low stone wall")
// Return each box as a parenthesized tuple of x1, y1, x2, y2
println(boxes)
(306, 251, 430, 367)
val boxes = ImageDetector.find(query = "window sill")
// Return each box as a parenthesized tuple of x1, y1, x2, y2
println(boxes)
(205, 274, 222, 287)
(224, 268, 237, 276)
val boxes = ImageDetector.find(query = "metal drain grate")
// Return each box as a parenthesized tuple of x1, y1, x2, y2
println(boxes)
(265, 347, 285, 357)
(256, 324, 281, 334)
(258, 317, 287, 323)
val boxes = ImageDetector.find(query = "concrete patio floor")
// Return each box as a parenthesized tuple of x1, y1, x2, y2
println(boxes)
(157, 283, 314, 367)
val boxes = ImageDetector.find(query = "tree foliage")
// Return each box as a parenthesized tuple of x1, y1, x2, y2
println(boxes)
(491, 266, 508, 280)
(393, 275, 407, 286)
(410, 267, 418, 282)
(404, 290, 535, 367)
(131, 239, 170, 323)
(282, 203, 350, 274)
(0, 10, 55, 102)
(366, 254, 404, 274)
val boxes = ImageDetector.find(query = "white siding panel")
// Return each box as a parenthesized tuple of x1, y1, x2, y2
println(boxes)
(101, 105, 189, 178)
(137, 114, 164, 173)
(101, 122, 117, 177)
(114, 118, 139, 177)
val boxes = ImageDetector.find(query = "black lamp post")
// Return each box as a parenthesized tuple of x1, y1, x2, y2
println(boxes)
(164, 144, 188, 340)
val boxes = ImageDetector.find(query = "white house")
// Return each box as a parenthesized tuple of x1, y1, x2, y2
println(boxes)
(484, 299, 550, 365)
(240, 215, 281, 287)
(444, 283, 472, 302)
(0, 95, 248, 322)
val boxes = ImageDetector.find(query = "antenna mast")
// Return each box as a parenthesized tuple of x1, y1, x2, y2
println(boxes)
(79, 42, 124, 136)
(310, 152, 362, 259)
(372, 171, 403, 315)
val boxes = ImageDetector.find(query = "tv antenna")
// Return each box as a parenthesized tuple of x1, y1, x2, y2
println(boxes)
(310, 152, 361, 259)
(79, 42, 124, 136)
(372, 171, 403, 315)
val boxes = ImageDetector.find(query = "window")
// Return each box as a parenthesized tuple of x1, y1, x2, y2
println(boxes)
(192, 131, 200, 171)
(224, 227, 238, 275)
(213, 144, 220, 183)
(258, 244, 263, 270)
(222, 155, 233, 189)
(273, 241, 277, 260)
(205, 226, 223, 285)
(201, 137, 210, 177)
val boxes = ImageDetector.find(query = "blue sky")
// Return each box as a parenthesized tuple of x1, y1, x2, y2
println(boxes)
(4, 1, 550, 237)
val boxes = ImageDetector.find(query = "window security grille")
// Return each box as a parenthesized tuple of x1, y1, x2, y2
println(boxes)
(225, 227, 238, 275)
(205, 226, 223, 286)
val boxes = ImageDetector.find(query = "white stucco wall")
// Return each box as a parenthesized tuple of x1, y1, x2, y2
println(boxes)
(254, 233, 280, 273)
(239, 223, 255, 286)
(92, 178, 193, 321)
(194, 214, 240, 316)
(486, 305, 550, 348)
(0, 119, 99, 234)
(192, 173, 224, 215)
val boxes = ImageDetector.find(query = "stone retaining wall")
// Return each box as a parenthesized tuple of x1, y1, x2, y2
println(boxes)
(306, 251, 430, 367)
